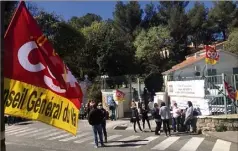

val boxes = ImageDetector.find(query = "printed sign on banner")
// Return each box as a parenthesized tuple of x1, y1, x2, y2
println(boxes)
(167, 80, 205, 98)
(170, 96, 210, 115)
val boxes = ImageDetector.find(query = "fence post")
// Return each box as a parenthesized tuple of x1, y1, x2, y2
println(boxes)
(233, 74, 238, 114)
(137, 78, 141, 101)
(129, 76, 132, 102)
(222, 73, 227, 114)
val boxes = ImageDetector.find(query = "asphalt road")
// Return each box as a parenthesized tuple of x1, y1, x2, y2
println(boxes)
(5, 120, 238, 151)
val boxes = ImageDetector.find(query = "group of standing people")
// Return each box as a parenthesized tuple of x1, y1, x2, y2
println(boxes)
(86, 98, 118, 148)
(130, 100, 198, 137)
(87, 101, 108, 148)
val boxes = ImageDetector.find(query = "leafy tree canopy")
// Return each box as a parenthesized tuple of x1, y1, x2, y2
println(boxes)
(69, 13, 102, 29)
(225, 28, 238, 55)
(208, 1, 237, 40)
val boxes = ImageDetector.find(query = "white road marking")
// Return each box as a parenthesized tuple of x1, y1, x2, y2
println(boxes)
(47, 133, 71, 140)
(59, 132, 91, 142)
(6, 127, 29, 134)
(151, 137, 180, 150)
(27, 129, 58, 138)
(74, 136, 94, 143)
(7, 128, 36, 135)
(37, 131, 66, 139)
(179, 137, 204, 151)
(17, 128, 47, 136)
(212, 139, 231, 151)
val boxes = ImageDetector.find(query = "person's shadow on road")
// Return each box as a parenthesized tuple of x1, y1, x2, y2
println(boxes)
(104, 139, 148, 148)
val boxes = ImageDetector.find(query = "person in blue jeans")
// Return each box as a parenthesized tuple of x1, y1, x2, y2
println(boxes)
(97, 102, 108, 143)
(88, 102, 105, 148)
(109, 99, 117, 121)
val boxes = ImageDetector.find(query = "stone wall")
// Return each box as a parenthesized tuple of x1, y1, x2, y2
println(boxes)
(196, 114, 238, 132)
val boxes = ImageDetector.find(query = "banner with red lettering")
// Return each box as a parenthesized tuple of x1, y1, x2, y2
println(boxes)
(4, 1, 82, 135)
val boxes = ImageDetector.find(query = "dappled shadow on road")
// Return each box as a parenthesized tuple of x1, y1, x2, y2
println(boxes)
(16, 122, 33, 125)
(172, 132, 200, 136)
(143, 130, 154, 133)
(104, 139, 148, 148)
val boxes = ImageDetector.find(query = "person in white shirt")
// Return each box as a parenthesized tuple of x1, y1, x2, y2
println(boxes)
(148, 99, 154, 112)
(159, 102, 171, 136)
(172, 103, 181, 132)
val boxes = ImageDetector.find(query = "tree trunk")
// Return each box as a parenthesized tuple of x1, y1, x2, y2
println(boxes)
(222, 30, 226, 41)
(0, 2, 6, 151)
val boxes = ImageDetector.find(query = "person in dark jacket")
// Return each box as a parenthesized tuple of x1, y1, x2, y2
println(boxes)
(152, 103, 162, 135)
(109, 99, 117, 121)
(140, 103, 152, 132)
(131, 101, 142, 132)
(97, 102, 107, 143)
(88, 102, 105, 148)
(87, 100, 91, 118)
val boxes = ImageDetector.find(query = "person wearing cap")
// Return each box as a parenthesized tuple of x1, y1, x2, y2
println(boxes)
(97, 102, 108, 143)
(88, 102, 105, 148)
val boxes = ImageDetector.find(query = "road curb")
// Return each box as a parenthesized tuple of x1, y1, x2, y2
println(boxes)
(202, 131, 238, 144)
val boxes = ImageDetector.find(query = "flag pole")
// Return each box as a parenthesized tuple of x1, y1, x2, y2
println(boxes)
(205, 45, 208, 77)
(0, 2, 6, 151)
(4, 1, 21, 38)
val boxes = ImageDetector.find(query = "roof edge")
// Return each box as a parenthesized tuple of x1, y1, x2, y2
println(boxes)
(162, 49, 238, 75)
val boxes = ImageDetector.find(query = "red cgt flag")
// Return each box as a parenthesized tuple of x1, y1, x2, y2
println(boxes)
(205, 45, 219, 65)
(115, 89, 125, 101)
(224, 81, 237, 101)
(4, 1, 83, 105)
(4, 1, 83, 135)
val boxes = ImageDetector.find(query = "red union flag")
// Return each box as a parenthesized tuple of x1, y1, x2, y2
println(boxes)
(205, 45, 219, 65)
(4, 1, 83, 135)
(224, 81, 237, 101)
(115, 90, 125, 101)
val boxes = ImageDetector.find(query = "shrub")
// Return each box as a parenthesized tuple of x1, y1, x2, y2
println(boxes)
(215, 124, 227, 132)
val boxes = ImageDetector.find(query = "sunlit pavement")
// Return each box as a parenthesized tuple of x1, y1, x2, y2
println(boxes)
(5, 121, 238, 151)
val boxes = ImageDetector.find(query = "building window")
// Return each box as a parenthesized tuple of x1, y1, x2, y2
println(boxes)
(207, 69, 217, 87)
(233, 67, 238, 74)
(207, 69, 217, 76)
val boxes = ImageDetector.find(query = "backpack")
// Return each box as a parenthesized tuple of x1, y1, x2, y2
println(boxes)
(193, 110, 198, 116)
(109, 105, 115, 110)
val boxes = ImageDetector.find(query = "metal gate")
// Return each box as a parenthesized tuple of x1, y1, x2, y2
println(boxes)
(170, 73, 238, 115)
(202, 74, 237, 115)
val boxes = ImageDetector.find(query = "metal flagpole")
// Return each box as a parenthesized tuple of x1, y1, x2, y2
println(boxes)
(0, 2, 6, 151)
